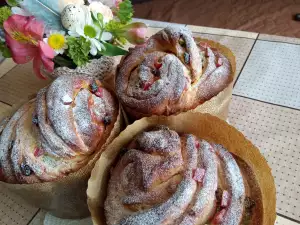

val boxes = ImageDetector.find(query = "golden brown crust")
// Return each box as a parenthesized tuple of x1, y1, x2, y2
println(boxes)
(87, 112, 276, 225)
(116, 27, 234, 119)
(0, 75, 119, 184)
(233, 155, 263, 225)
(104, 126, 263, 225)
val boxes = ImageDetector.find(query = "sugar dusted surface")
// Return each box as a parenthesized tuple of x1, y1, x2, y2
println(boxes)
(105, 126, 254, 225)
(116, 26, 233, 118)
(214, 144, 245, 225)
(0, 75, 118, 183)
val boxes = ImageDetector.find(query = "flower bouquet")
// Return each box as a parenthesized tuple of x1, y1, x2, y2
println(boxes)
(0, 0, 147, 79)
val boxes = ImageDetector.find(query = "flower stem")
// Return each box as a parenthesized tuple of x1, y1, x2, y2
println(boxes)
(99, 29, 104, 41)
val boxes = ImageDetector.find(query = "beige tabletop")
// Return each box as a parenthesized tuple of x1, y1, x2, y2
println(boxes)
(0, 19, 299, 225)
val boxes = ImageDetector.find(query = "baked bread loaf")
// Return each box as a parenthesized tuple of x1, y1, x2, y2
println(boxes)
(116, 27, 234, 119)
(0, 75, 119, 184)
(105, 126, 263, 225)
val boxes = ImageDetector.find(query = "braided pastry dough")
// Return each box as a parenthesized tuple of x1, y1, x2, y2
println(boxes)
(105, 126, 262, 225)
(0, 75, 118, 183)
(116, 27, 233, 119)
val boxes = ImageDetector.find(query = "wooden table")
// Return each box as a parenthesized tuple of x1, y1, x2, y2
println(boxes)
(0, 19, 299, 225)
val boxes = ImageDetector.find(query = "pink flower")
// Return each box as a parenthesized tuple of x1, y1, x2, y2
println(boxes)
(3, 15, 55, 79)
(119, 22, 148, 45)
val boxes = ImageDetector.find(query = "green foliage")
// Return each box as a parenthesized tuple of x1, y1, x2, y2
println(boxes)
(0, 6, 12, 28)
(84, 25, 97, 38)
(66, 36, 91, 67)
(5, 0, 19, 7)
(0, 40, 11, 58)
(97, 13, 103, 26)
(115, 36, 127, 46)
(91, 11, 103, 30)
(98, 42, 128, 56)
(105, 20, 126, 46)
(105, 20, 125, 33)
(116, 0, 133, 24)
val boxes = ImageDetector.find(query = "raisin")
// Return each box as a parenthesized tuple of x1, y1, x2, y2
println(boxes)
(90, 82, 98, 93)
(32, 115, 38, 125)
(184, 52, 190, 64)
(20, 163, 32, 176)
(103, 116, 112, 126)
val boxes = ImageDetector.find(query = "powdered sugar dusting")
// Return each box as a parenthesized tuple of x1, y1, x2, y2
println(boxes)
(0, 75, 118, 183)
(214, 144, 245, 225)
(116, 26, 233, 118)
(105, 126, 251, 225)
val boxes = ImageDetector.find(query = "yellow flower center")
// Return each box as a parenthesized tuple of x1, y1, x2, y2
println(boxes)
(48, 34, 65, 50)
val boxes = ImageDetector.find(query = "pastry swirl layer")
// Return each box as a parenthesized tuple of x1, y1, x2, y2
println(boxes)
(105, 126, 261, 225)
(116, 27, 233, 119)
(0, 75, 118, 183)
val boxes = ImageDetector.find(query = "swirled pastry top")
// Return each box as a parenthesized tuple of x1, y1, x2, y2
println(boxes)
(116, 27, 234, 118)
(0, 75, 118, 184)
(105, 126, 263, 225)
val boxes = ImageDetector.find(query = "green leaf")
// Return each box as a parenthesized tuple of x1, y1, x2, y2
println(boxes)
(97, 13, 103, 24)
(98, 42, 128, 56)
(115, 36, 127, 46)
(117, 0, 133, 24)
(5, 0, 19, 7)
(0, 40, 11, 58)
(91, 11, 102, 29)
(66, 36, 91, 67)
(2, 48, 11, 58)
(105, 20, 125, 33)
(84, 25, 97, 38)
(104, 20, 128, 46)
(0, 6, 12, 28)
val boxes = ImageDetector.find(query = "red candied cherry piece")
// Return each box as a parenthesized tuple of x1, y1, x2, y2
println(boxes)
(199, 42, 211, 51)
(97, 123, 104, 134)
(184, 83, 188, 91)
(200, 42, 210, 48)
(205, 49, 210, 57)
(195, 139, 200, 149)
(199, 46, 206, 51)
(154, 60, 162, 69)
(88, 95, 94, 105)
(221, 190, 230, 207)
(199, 42, 212, 57)
(209, 146, 215, 152)
(183, 76, 190, 91)
(34, 147, 44, 157)
(95, 87, 103, 97)
(143, 82, 152, 91)
(212, 209, 226, 224)
(193, 168, 206, 183)
(216, 57, 223, 67)
(74, 80, 83, 89)
(184, 81, 188, 91)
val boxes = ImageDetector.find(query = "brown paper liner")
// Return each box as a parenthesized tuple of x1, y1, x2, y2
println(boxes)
(121, 37, 236, 124)
(87, 112, 276, 225)
(188, 37, 236, 120)
(0, 105, 124, 219)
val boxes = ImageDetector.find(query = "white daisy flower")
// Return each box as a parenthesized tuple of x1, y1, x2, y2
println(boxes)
(43, 31, 68, 55)
(75, 24, 104, 55)
(68, 11, 113, 55)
